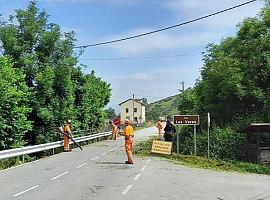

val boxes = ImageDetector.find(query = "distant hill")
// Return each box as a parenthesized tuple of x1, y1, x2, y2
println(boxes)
(146, 94, 179, 122)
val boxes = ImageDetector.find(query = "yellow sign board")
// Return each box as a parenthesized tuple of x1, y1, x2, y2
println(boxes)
(151, 140, 172, 155)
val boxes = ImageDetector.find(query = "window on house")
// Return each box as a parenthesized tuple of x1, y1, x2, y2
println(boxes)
(134, 117, 138, 122)
(134, 108, 137, 113)
(126, 108, 129, 113)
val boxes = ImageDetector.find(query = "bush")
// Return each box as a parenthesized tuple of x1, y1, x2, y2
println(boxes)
(177, 125, 246, 161)
(0, 158, 22, 170)
(135, 138, 270, 174)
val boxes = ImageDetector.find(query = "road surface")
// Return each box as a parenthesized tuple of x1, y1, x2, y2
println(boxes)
(0, 126, 270, 200)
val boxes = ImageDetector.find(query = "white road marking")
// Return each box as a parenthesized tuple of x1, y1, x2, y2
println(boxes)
(141, 165, 147, 171)
(122, 185, 133, 195)
(146, 159, 151, 163)
(133, 173, 141, 181)
(91, 157, 99, 161)
(0, 150, 70, 173)
(13, 185, 39, 197)
(102, 152, 108, 155)
(50, 171, 70, 180)
(76, 163, 87, 169)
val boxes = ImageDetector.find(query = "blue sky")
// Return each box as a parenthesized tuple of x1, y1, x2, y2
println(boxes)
(0, 0, 265, 113)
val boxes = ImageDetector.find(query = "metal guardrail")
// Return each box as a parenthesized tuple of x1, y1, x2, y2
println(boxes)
(0, 131, 112, 160)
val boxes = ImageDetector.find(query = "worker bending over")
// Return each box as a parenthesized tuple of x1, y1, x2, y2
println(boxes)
(109, 120, 118, 140)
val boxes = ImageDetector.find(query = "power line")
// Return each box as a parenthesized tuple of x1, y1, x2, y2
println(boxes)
(79, 53, 197, 61)
(74, 0, 258, 48)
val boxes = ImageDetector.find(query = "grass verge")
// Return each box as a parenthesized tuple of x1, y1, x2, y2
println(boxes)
(134, 136, 270, 175)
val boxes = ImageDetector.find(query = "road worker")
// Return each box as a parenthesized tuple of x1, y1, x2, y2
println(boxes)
(109, 120, 118, 140)
(63, 119, 72, 152)
(164, 118, 176, 142)
(113, 117, 121, 138)
(156, 118, 163, 139)
(122, 119, 134, 164)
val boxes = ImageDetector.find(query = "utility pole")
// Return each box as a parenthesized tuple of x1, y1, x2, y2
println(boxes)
(180, 81, 185, 93)
(132, 94, 135, 123)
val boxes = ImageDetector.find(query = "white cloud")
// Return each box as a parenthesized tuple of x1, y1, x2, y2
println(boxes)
(102, 28, 219, 54)
(130, 72, 152, 80)
(163, 0, 263, 15)
(107, 64, 200, 111)
(162, 0, 264, 29)
(109, 64, 200, 83)
(0, 2, 22, 19)
(96, 0, 265, 55)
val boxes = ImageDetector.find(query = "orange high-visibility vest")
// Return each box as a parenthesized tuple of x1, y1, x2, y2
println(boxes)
(124, 125, 134, 138)
(64, 124, 71, 133)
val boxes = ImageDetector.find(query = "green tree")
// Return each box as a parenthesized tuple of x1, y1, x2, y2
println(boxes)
(104, 107, 117, 120)
(196, 4, 270, 124)
(174, 1, 270, 161)
(0, 57, 31, 150)
(0, 2, 111, 145)
(76, 72, 111, 130)
(177, 88, 198, 115)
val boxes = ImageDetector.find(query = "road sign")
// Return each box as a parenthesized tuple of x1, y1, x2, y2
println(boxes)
(151, 140, 172, 155)
(173, 115, 200, 125)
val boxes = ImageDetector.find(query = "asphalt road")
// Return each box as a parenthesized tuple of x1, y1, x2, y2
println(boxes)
(1, 126, 270, 200)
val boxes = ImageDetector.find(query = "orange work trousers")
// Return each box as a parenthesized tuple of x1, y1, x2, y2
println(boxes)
(158, 127, 162, 134)
(64, 134, 70, 151)
(125, 137, 134, 163)
(112, 129, 117, 140)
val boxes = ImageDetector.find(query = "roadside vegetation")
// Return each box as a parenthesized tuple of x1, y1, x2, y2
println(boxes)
(146, 1, 270, 166)
(135, 137, 270, 175)
(0, 2, 111, 151)
(146, 95, 179, 122)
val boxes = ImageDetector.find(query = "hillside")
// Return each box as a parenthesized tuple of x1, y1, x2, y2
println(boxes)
(146, 94, 179, 122)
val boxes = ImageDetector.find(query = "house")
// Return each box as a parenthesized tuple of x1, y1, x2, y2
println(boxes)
(119, 98, 147, 124)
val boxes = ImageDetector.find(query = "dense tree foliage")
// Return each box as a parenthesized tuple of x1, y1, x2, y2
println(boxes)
(0, 57, 31, 149)
(0, 2, 111, 149)
(195, 3, 270, 125)
(104, 107, 117, 120)
(146, 2, 270, 161)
